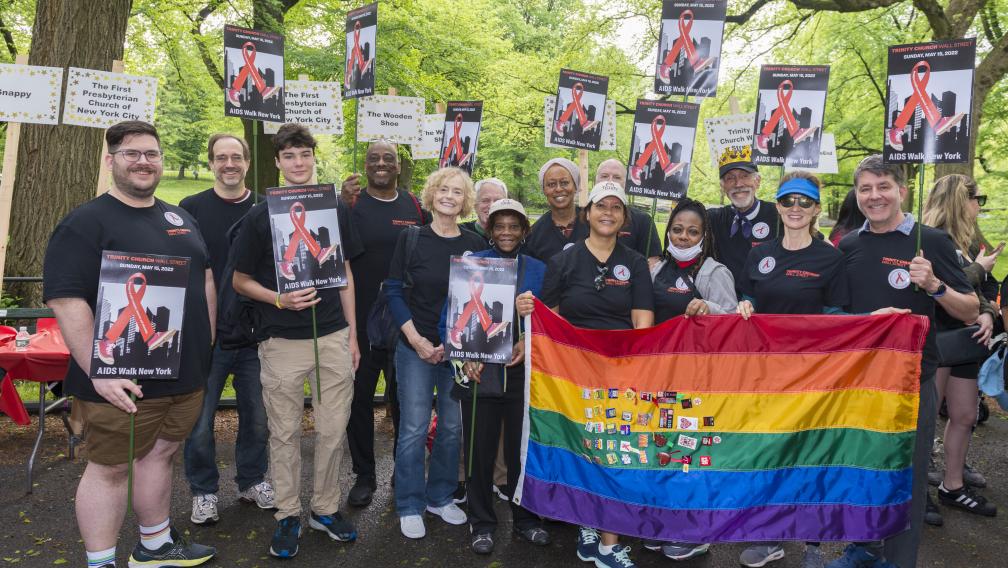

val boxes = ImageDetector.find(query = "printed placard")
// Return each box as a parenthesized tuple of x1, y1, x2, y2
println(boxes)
(263, 80, 344, 135)
(751, 65, 830, 168)
(413, 114, 444, 159)
(344, 3, 377, 99)
(356, 94, 425, 144)
(549, 69, 609, 151)
(224, 25, 285, 123)
(786, 132, 838, 174)
(884, 38, 975, 164)
(545, 96, 616, 150)
(626, 99, 700, 200)
(445, 255, 518, 363)
(91, 251, 190, 380)
(439, 101, 483, 173)
(266, 184, 347, 292)
(704, 112, 754, 168)
(62, 68, 157, 129)
(0, 64, 62, 124)
(654, 0, 727, 97)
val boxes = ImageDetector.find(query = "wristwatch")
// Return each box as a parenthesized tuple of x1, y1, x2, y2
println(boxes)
(927, 281, 947, 298)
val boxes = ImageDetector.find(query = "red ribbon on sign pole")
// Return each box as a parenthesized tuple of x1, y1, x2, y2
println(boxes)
(448, 272, 507, 349)
(345, 21, 370, 85)
(282, 202, 324, 262)
(440, 114, 467, 167)
(629, 115, 684, 184)
(554, 82, 599, 136)
(104, 273, 156, 344)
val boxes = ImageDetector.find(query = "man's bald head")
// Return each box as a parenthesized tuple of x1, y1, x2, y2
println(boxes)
(595, 158, 626, 188)
(364, 139, 400, 191)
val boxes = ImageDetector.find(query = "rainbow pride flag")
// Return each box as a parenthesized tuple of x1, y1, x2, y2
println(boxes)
(516, 300, 928, 542)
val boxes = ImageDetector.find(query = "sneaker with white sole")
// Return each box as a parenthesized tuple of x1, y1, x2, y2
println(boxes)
(740, 544, 786, 567)
(938, 482, 997, 516)
(594, 544, 636, 568)
(426, 502, 467, 525)
(239, 480, 276, 509)
(190, 494, 219, 525)
(400, 514, 426, 539)
(647, 541, 710, 560)
(576, 526, 600, 562)
(127, 527, 215, 567)
(492, 484, 510, 502)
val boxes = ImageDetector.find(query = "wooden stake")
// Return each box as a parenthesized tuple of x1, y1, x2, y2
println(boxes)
(435, 102, 445, 115)
(0, 54, 29, 292)
(577, 149, 589, 207)
(95, 60, 125, 196)
(729, 96, 741, 115)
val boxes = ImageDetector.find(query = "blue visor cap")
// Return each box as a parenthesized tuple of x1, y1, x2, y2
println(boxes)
(776, 178, 820, 203)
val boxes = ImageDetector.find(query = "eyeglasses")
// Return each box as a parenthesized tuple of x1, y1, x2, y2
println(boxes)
(213, 154, 246, 164)
(594, 265, 609, 292)
(777, 195, 817, 209)
(113, 149, 163, 163)
(972, 195, 988, 207)
(545, 179, 573, 191)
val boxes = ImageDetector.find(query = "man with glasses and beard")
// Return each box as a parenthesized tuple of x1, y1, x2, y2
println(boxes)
(44, 121, 216, 568)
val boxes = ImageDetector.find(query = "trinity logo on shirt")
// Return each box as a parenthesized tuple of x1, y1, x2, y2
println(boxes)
(785, 269, 820, 279)
(613, 265, 631, 281)
(888, 268, 911, 289)
(752, 222, 770, 239)
(675, 277, 688, 290)
(164, 212, 184, 226)
(391, 218, 418, 226)
(758, 256, 776, 274)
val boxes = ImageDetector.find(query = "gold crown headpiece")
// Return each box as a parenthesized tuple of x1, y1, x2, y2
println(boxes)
(718, 145, 752, 168)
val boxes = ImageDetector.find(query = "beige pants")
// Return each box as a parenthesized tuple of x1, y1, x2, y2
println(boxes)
(259, 328, 354, 519)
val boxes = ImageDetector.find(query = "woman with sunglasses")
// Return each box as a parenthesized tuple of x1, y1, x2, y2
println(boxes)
(921, 174, 1000, 520)
(736, 171, 849, 568)
(517, 181, 654, 568)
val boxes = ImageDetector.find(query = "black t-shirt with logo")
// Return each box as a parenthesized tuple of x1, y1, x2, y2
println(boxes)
(541, 241, 654, 330)
(232, 199, 363, 340)
(839, 223, 973, 363)
(652, 261, 702, 323)
(349, 189, 429, 328)
(388, 225, 487, 346)
(525, 208, 590, 264)
(741, 237, 849, 314)
(179, 188, 254, 289)
(42, 194, 212, 402)
(708, 200, 780, 294)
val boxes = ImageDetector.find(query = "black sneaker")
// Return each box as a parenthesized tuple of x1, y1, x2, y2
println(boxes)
(309, 511, 357, 542)
(938, 483, 997, 517)
(925, 493, 944, 526)
(269, 516, 302, 559)
(514, 526, 551, 546)
(472, 532, 494, 555)
(348, 476, 377, 507)
(127, 527, 215, 566)
(452, 481, 467, 504)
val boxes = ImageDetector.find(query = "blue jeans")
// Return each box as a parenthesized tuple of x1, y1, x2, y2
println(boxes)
(394, 340, 461, 516)
(184, 344, 268, 495)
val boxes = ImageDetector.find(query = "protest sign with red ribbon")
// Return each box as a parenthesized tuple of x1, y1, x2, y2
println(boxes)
(654, 1, 727, 97)
(884, 39, 975, 164)
(344, 3, 378, 99)
(266, 184, 347, 293)
(439, 101, 483, 173)
(751, 65, 829, 168)
(446, 255, 518, 363)
(224, 25, 285, 122)
(91, 251, 190, 380)
(626, 99, 700, 200)
(550, 69, 609, 151)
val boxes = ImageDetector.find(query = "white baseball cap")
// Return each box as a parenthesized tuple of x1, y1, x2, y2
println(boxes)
(588, 181, 628, 206)
(487, 198, 528, 220)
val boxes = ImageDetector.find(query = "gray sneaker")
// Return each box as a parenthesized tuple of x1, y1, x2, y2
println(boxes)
(927, 457, 942, 486)
(802, 545, 824, 568)
(740, 544, 786, 567)
(239, 480, 276, 509)
(964, 463, 987, 488)
(660, 542, 710, 560)
(190, 494, 219, 525)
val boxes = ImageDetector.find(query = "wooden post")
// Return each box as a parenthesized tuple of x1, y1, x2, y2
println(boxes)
(729, 96, 741, 115)
(577, 149, 590, 207)
(435, 102, 445, 115)
(0, 54, 30, 290)
(95, 60, 125, 196)
(388, 87, 397, 96)
(296, 74, 321, 185)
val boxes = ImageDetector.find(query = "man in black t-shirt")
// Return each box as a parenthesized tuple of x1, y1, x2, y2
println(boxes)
(834, 155, 979, 568)
(232, 124, 363, 558)
(707, 147, 779, 295)
(338, 140, 429, 507)
(180, 134, 273, 525)
(43, 121, 215, 568)
(459, 178, 507, 245)
(595, 158, 663, 265)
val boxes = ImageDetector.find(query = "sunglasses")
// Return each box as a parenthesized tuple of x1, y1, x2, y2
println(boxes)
(594, 265, 609, 292)
(972, 195, 988, 207)
(777, 195, 817, 209)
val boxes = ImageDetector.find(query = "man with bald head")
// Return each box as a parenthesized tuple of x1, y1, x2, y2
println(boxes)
(340, 140, 429, 507)
(595, 158, 662, 266)
(460, 178, 507, 246)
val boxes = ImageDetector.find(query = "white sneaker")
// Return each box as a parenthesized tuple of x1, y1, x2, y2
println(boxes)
(191, 494, 219, 524)
(426, 502, 467, 525)
(400, 514, 426, 539)
(239, 480, 276, 509)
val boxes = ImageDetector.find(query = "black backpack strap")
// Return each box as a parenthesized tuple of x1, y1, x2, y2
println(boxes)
(407, 191, 424, 224)
(402, 225, 421, 289)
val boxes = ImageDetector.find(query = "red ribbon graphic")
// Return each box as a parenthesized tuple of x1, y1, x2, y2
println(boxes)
(634, 116, 672, 170)
(345, 21, 370, 82)
(230, 42, 269, 94)
(104, 273, 156, 344)
(440, 113, 466, 167)
(282, 202, 323, 262)
(893, 61, 942, 129)
(760, 80, 799, 137)
(664, 11, 699, 68)
(557, 83, 592, 128)
(451, 273, 494, 336)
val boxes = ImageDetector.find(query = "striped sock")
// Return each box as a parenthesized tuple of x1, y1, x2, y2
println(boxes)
(86, 546, 115, 567)
(138, 518, 172, 551)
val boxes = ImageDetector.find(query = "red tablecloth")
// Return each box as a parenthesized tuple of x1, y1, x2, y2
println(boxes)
(0, 323, 70, 425)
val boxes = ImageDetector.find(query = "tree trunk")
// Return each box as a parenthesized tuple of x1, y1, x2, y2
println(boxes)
(178, 165, 186, 180)
(6, 0, 131, 307)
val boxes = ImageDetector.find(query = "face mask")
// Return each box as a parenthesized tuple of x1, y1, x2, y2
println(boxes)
(668, 239, 703, 262)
